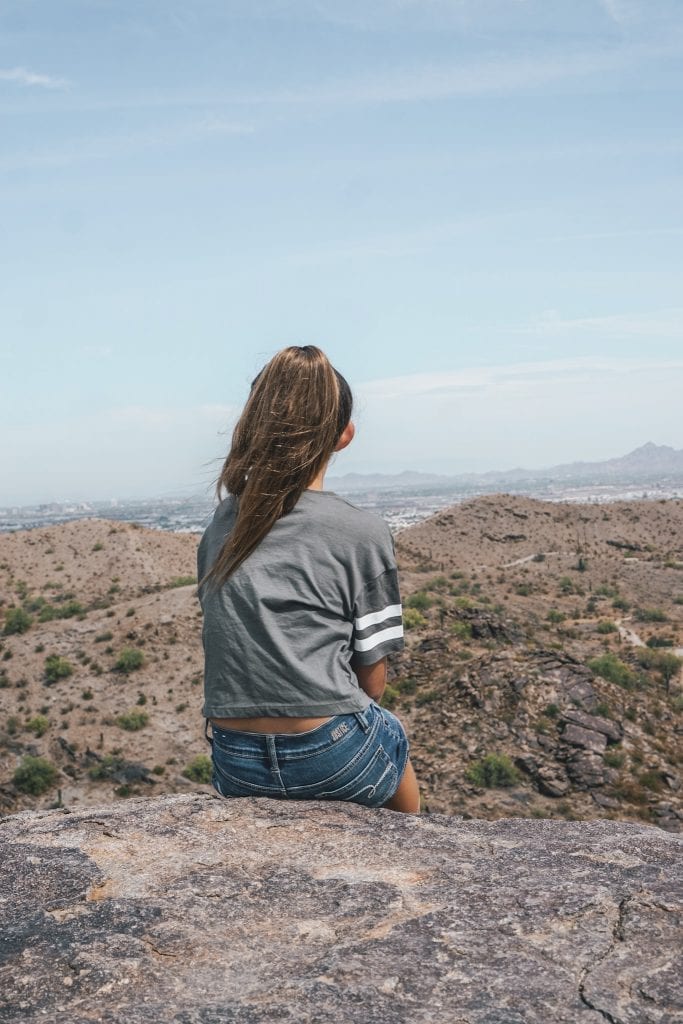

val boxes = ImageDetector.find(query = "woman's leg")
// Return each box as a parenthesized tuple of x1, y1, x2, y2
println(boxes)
(380, 756, 420, 813)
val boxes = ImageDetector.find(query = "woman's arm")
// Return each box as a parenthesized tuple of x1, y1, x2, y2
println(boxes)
(351, 654, 387, 702)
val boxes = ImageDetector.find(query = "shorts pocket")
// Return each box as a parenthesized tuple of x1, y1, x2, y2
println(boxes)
(212, 753, 282, 797)
(315, 744, 398, 807)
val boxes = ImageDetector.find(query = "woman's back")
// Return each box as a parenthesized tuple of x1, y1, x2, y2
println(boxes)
(198, 487, 405, 720)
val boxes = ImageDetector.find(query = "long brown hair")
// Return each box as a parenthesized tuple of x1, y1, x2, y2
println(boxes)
(198, 345, 353, 593)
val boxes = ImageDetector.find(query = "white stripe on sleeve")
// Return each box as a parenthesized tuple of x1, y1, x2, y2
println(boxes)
(353, 624, 404, 653)
(354, 603, 402, 632)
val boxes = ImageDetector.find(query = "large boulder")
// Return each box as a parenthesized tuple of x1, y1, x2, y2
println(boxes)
(0, 793, 681, 1023)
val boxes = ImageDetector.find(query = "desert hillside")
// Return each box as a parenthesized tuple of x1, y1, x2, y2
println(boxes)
(1, 496, 681, 830)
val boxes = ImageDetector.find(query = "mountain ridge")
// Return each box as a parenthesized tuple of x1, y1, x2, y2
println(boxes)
(328, 442, 683, 491)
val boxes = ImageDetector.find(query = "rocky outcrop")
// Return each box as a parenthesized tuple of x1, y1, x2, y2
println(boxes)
(1, 793, 681, 1023)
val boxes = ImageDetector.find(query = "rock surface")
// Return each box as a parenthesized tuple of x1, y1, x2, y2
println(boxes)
(1, 794, 682, 1024)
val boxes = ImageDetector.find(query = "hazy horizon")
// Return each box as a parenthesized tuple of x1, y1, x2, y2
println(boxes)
(2, 438, 680, 508)
(2, 1, 682, 505)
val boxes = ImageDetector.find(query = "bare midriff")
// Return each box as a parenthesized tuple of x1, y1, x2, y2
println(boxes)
(210, 715, 334, 734)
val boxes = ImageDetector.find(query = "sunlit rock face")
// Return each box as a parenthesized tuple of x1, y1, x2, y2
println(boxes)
(1, 793, 681, 1023)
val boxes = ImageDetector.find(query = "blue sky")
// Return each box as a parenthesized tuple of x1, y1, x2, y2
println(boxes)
(2, 0, 682, 504)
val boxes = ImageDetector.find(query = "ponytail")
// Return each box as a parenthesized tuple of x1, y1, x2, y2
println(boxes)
(198, 345, 353, 592)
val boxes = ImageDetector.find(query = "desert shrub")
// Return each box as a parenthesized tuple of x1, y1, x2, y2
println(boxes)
(594, 702, 611, 717)
(95, 631, 113, 643)
(465, 753, 520, 788)
(3, 607, 33, 635)
(44, 655, 74, 684)
(614, 780, 648, 804)
(558, 577, 574, 595)
(603, 749, 625, 768)
(638, 770, 664, 793)
(405, 591, 433, 611)
(92, 542, 104, 551)
(116, 710, 149, 731)
(596, 584, 619, 598)
(642, 650, 682, 692)
(596, 620, 618, 634)
(449, 621, 472, 640)
(532, 553, 545, 562)
(403, 609, 427, 629)
(380, 685, 399, 708)
(56, 600, 85, 619)
(425, 576, 449, 592)
(397, 677, 417, 695)
(547, 609, 565, 624)
(168, 576, 197, 588)
(114, 647, 144, 673)
(646, 635, 674, 648)
(543, 703, 560, 718)
(415, 689, 439, 705)
(634, 607, 668, 623)
(612, 596, 631, 611)
(182, 755, 212, 784)
(13, 755, 58, 795)
(588, 653, 636, 689)
(26, 715, 49, 737)
(515, 583, 533, 596)
(534, 716, 554, 735)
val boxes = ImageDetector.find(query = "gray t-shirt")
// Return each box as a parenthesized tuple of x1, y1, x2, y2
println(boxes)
(197, 489, 405, 717)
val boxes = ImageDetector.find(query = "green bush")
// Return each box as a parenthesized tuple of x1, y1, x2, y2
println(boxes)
(465, 753, 520, 788)
(26, 715, 49, 737)
(13, 755, 58, 795)
(114, 647, 145, 673)
(646, 635, 674, 648)
(587, 653, 636, 689)
(116, 710, 149, 731)
(95, 631, 113, 643)
(3, 607, 34, 635)
(634, 607, 668, 623)
(380, 684, 399, 709)
(168, 576, 197, 588)
(405, 591, 433, 611)
(596, 620, 618, 634)
(44, 655, 74, 684)
(403, 608, 427, 629)
(182, 755, 212, 784)
(543, 703, 560, 718)
(449, 621, 472, 640)
(547, 609, 565, 624)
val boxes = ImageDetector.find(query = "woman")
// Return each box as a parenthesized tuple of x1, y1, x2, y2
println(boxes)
(196, 345, 420, 813)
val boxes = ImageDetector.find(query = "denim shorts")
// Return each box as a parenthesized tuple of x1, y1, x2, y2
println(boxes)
(205, 700, 409, 808)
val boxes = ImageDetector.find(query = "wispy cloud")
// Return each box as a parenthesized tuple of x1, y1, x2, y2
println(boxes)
(514, 309, 683, 340)
(0, 118, 255, 172)
(357, 355, 683, 401)
(0, 66, 68, 89)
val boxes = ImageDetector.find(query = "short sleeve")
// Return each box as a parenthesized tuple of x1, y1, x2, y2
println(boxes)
(351, 564, 405, 666)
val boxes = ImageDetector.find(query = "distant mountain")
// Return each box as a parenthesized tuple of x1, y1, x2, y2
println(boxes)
(327, 443, 683, 492)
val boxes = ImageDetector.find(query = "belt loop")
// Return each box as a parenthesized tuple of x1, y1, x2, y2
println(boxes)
(354, 707, 372, 733)
(204, 718, 213, 747)
(265, 735, 286, 794)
